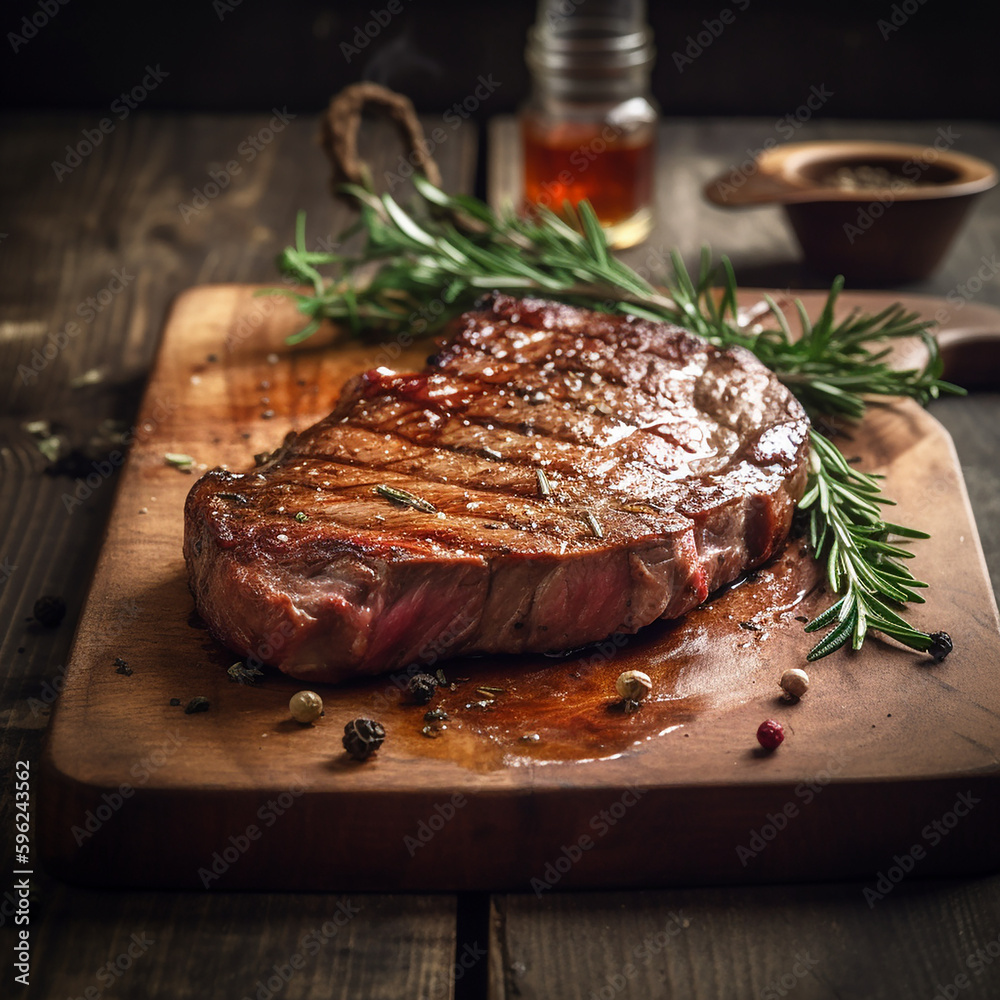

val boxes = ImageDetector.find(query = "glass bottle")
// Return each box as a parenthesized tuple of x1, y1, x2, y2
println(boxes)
(521, 0, 658, 249)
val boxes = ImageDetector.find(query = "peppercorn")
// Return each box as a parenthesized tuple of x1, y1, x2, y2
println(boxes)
(615, 669, 652, 711)
(756, 719, 784, 750)
(779, 668, 809, 701)
(289, 690, 324, 724)
(114, 657, 133, 676)
(424, 708, 449, 723)
(342, 718, 386, 760)
(185, 696, 210, 714)
(408, 672, 437, 705)
(928, 631, 953, 663)
(33, 594, 66, 628)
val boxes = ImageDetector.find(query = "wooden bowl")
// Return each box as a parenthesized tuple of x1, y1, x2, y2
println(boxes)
(704, 140, 997, 284)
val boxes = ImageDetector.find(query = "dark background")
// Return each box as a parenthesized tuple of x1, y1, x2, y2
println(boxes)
(2, 0, 996, 123)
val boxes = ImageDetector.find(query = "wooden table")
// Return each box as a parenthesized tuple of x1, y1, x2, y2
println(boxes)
(2, 112, 999, 999)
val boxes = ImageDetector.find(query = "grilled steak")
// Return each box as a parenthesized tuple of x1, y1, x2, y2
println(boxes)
(184, 294, 810, 683)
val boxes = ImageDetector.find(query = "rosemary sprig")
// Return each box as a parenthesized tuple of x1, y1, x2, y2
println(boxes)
(374, 483, 437, 514)
(264, 175, 675, 341)
(266, 178, 963, 660)
(798, 432, 934, 659)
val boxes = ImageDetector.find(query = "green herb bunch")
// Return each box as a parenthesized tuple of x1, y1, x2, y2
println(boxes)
(266, 176, 962, 660)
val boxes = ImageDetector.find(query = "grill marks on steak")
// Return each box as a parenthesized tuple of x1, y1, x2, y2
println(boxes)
(184, 294, 810, 682)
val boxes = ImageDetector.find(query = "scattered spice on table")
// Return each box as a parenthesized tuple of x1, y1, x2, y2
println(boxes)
(184, 696, 210, 714)
(289, 690, 324, 724)
(615, 670, 652, 712)
(227, 662, 263, 685)
(756, 719, 785, 750)
(409, 673, 437, 704)
(114, 657, 132, 676)
(779, 668, 809, 702)
(169, 698, 181, 706)
(342, 718, 385, 760)
(928, 631, 953, 663)
(33, 594, 66, 628)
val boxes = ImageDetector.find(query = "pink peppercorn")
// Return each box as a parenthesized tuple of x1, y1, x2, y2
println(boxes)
(756, 719, 785, 750)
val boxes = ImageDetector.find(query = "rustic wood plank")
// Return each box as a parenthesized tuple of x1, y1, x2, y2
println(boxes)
(0, 110, 475, 997)
(27, 891, 455, 1000)
(489, 881, 1000, 1000)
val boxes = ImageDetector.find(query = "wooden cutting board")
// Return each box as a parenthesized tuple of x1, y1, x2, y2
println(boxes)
(39, 285, 1000, 891)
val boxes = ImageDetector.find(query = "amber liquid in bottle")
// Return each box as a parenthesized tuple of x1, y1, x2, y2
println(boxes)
(522, 117, 655, 246)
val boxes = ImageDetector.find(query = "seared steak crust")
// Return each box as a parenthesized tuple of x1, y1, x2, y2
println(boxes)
(184, 294, 810, 682)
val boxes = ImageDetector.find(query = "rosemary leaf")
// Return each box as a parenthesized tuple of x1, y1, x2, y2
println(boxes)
(375, 483, 437, 514)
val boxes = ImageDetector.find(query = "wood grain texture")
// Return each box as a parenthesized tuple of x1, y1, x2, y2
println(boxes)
(26, 892, 455, 1000)
(0, 110, 475, 999)
(37, 285, 1000, 892)
(489, 882, 1000, 1000)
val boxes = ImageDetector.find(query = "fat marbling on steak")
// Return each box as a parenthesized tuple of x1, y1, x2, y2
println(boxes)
(184, 293, 810, 683)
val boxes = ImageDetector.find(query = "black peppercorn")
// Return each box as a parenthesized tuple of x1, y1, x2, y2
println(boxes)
(928, 631, 953, 663)
(408, 673, 437, 705)
(114, 657, 132, 676)
(342, 718, 385, 760)
(33, 594, 66, 628)
(184, 696, 210, 714)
